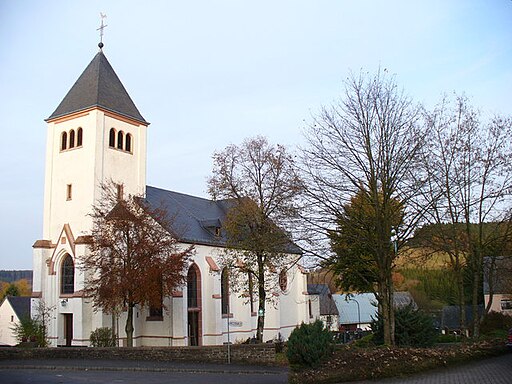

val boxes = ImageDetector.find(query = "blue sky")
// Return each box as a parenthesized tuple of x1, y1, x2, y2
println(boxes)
(0, 1, 511, 269)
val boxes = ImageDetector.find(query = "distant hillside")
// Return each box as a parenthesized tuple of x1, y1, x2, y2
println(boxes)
(0, 270, 32, 284)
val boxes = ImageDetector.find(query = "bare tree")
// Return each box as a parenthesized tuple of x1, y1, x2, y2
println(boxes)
(421, 95, 512, 336)
(82, 183, 193, 347)
(208, 136, 303, 342)
(301, 69, 425, 345)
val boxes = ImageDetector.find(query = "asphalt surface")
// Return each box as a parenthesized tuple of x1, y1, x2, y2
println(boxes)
(0, 359, 288, 384)
(0, 353, 511, 383)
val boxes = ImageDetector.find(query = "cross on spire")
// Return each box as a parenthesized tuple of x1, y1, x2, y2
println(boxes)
(97, 13, 108, 49)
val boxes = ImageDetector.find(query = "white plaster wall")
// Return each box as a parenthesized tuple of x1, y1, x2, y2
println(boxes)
(484, 293, 512, 315)
(0, 300, 18, 346)
(43, 111, 147, 242)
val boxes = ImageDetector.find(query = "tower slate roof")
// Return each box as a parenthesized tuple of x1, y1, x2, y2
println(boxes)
(47, 50, 147, 125)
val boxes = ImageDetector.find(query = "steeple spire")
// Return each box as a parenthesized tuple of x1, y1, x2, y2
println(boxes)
(46, 50, 148, 125)
(97, 13, 107, 50)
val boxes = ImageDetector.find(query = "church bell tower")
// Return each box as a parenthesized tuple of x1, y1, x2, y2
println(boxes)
(32, 42, 149, 346)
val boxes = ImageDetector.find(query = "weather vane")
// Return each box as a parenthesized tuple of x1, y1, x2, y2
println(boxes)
(97, 13, 108, 49)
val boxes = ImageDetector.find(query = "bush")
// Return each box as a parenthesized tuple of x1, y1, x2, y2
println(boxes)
(372, 304, 437, 347)
(286, 320, 334, 368)
(89, 327, 117, 347)
(11, 316, 47, 347)
(480, 311, 512, 336)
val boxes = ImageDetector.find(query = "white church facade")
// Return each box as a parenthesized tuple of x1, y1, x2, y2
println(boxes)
(31, 46, 313, 347)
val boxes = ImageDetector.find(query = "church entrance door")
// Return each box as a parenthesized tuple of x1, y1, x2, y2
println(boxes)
(63, 314, 73, 346)
(188, 311, 199, 346)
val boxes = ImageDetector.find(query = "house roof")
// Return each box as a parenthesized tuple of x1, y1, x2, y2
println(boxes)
(3, 296, 31, 320)
(144, 186, 302, 254)
(441, 305, 484, 330)
(333, 292, 417, 325)
(307, 284, 339, 316)
(47, 50, 147, 125)
(144, 186, 230, 247)
(483, 256, 512, 295)
(333, 293, 377, 325)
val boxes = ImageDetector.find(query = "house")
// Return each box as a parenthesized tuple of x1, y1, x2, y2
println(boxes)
(0, 296, 31, 346)
(333, 292, 418, 331)
(483, 256, 512, 316)
(333, 293, 376, 331)
(31, 43, 311, 347)
(306, 284, 339, 331)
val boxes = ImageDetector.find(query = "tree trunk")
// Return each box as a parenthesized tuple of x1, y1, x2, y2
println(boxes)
(456, 267, 466, 332)
(472, 267, 480, 338)
(125, 304, 134, 347)
(379, 277, 395, 346)
(256, 257, 266, 343)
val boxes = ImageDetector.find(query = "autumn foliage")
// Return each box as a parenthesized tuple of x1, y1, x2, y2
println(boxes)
(82, 184, 193, 347)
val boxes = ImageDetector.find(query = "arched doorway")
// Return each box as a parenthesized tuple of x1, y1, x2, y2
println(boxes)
(187, 264, 202, 346)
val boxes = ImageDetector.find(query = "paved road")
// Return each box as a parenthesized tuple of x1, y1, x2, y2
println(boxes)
(0, 359, 288, 384)
(0, 354, 511, 383)
(345, 353, 512, 384)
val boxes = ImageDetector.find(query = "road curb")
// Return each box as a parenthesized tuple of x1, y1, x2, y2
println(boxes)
(0, 364, 286, 375)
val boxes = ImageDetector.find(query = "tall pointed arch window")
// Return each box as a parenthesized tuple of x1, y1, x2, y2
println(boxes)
(279, 269, 288, 292)
(109, 128, 116, 147)
(61, 254, 75, 294)
(77, 128, 83, 147)
(69, 130, 75, 148)
(221, 267, 229, 316)
(117, 131, 124, 150)
(125, 133, 132, 153)
(187, 266, 199, 308)
(61, 132, 68, 151)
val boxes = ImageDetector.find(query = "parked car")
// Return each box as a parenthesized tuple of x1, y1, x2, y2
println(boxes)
(507, 328, 512, 350)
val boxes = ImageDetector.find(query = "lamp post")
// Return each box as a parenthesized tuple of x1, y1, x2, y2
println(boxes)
(349, 297, 361, 329)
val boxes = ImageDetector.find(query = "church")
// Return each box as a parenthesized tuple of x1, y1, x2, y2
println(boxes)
(31, 44, 314, 347)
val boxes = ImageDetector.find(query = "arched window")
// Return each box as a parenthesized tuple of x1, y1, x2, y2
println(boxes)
(61, 132, 68, 151)
(77, 128, 83, 147)
(221, 268, 229, 315)
(125, 133, 132, 153)
(187, 266, 198, 308)
(279, 269, 287, 292)
(109, 128, 116, 147)
(69, 130, 75, 149)
(61, 254, 74, 294)
(117, 131, 124, 150)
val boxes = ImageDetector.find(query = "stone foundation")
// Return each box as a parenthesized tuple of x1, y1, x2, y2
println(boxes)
(0, 344, 276, 364)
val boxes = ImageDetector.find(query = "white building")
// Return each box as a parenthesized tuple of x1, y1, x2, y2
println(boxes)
(0, 296, 31, 346)
(32, 45, 311, 347)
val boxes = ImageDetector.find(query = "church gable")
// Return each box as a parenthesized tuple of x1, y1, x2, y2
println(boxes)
(47, 224, 77, 275)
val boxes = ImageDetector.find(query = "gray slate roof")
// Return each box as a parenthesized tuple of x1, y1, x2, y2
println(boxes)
(307, 284, 339, 316)
(144, 186, 302, 254)
(333, 293, 377, 325)
(4, 296, 31, 320)
(145, 186, 230, 247)
(47, 50, 147, 124)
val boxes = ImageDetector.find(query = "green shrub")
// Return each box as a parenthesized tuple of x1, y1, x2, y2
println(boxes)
(436, 333, 462, 343)
(372, 304, 437, 347)
(286, 320, 334, 369)
(352, 333, 375, 348)
(89, 327, 116, 347)
(480, 311, 512, 336)
(11, 316, 47, 347)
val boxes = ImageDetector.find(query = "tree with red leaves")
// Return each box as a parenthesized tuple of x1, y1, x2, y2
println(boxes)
(82, 184, 193, 347)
